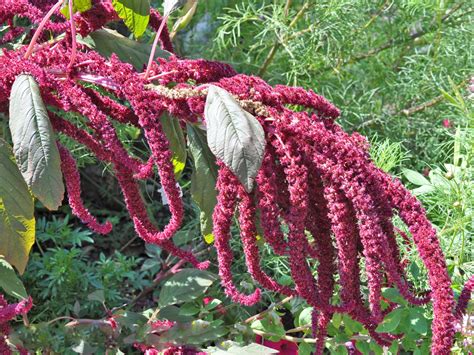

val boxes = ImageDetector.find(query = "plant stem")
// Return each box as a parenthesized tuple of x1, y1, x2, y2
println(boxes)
(144, 14, 169, 80)
(24, 0, 64, 59)
(244, 295, 293, 324)
(67, 0, 77, 69)
(399, 78, 468, 116)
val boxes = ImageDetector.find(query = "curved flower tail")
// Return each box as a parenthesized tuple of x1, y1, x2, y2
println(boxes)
(58, 144, 112, 234)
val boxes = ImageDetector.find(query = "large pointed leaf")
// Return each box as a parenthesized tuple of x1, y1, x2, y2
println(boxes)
(112, 0, 150, 38)
(187, 124, 217, 242)
(204, 85, 265, 192)
(0, 257, 28, 299)
(0, 140, 35, 274)
(88, 29, 171, 71)
(9, 75, 64, 210)
(158, 268, 217, 307)
(160, 114, 187, 178)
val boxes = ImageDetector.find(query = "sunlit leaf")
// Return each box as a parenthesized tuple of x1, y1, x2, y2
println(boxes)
(9, 75, 64, 210)
(0, 139, 35, 274)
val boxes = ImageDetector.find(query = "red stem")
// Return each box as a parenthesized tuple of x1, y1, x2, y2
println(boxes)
(67, 0, 77, 69)
(24, 0, 64, 59)
(144, 14, 169, 80)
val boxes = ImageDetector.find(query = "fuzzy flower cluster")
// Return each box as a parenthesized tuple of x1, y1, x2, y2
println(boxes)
(0, 295, 32, 355)
(0, 2, 472, 354)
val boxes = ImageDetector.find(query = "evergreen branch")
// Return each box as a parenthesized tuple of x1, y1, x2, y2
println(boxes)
(258, 2, 310, 76)
(318, 2, 466, 73)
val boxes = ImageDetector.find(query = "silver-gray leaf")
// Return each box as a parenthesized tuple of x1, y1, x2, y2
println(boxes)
(204, 85, 265, 192)
(9, 75, 64, 210)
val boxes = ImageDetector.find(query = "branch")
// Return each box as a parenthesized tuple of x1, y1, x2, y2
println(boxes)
(399, 78, 468, 116)
(244, 296, 294, 324)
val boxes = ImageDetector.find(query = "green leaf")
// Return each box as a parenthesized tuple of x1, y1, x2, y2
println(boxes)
(187, 124, 218, 239)
(251, 317, 285, 340)
(0, 140, 35, 274)
(409, 309, 428, 335)
(355, 340, 370, 354)
(9, 75, 65, 210)
(60, 0, 92, 19)
(203, 298, 222, 311)
(402, 169, 431, 186)
(0, 257, 28, 299)
(160, 114, 187, 178)
(298, 342, 314, 355)
(298, 307, 313, 327)
(88, 29, 171, 71)
(375, 307, 404, 333)
(179, 303, 201, 316)
(112, 0, 150, 38)
(204, 85, 265, 192)
(158, 269, 217, 307)
(382, 287, 408, 306)
(158, 305, 194, 323)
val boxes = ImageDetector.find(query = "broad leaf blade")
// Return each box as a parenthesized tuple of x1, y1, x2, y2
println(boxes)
(161, 114, 187, 178)
(88, 29, 171, 71)
(158, 268, 217, 307)
(204, 85, 265, 192)
(187, 124, 218, 240)
(0, 257, 28, 299)
(112, 0, 150, 38)
(9, 74, 64, 211)
(0, 140, 35, 274)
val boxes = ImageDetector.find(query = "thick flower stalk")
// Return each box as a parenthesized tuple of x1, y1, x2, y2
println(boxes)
(0, 2, 472, 354)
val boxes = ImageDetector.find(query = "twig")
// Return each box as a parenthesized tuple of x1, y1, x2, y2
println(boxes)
(252, 329, 317, 343)
(399, 78, 468, 116)
(244, 296, 294, 324)
(67, 0, 77, 69)
(24, 0, 64, 59)
(257, 2, 310, 76)
(65, 318, 111, 328)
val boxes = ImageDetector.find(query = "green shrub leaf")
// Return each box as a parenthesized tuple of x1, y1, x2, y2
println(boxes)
(204, 85, 265, 192)
(402, 169, 431, 186)
(88, 29, 170, 71)
(158, 269, 217, 307)
(375, 307, 405, 333)
(9, 75, 64, 211)
(161, 114, 187, 178)
(187, 124, 218, 241)
(0, 257, 28, 299)
(112, 0, 150, 38)
(0, 139, 35, 274)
